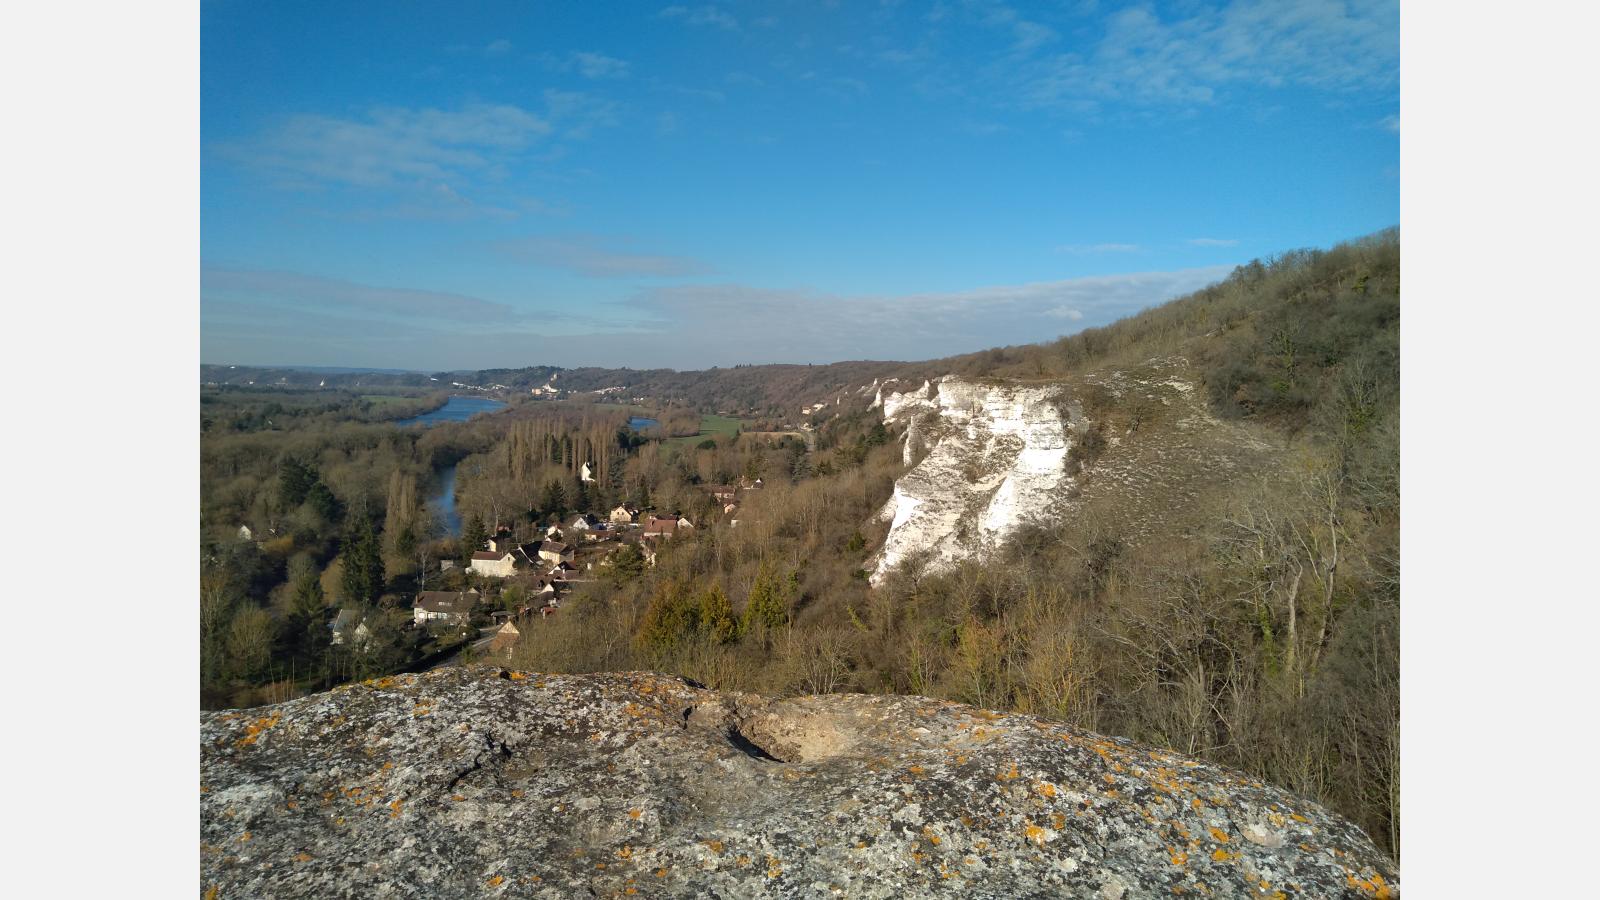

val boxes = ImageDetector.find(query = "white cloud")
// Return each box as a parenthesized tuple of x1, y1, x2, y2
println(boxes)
(573, 52, 631, 79)
(1187, 237, 1239, 247)
(659, 5, 740, 31)
(494, 235, 713, 278)
(219, 102, 551, 188)
(202, 268, 517, 321)
(989, 0, 1397, 110)
(484, 39, 513, 56)
(203, 265, 1235, 369)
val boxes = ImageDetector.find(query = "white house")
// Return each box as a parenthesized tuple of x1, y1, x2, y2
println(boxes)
(609, 504, 640, 525)
(570, 514, 601, 531)
(413, 589, 479, 626)
(538, 540, 574, 565)
(329, 609, 372, 648)
(468, 550, 516, 578)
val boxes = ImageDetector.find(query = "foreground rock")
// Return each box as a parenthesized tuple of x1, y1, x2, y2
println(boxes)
(201, 668, 1397, 898)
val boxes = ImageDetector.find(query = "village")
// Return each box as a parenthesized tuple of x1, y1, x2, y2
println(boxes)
(326, 475, 761, 666)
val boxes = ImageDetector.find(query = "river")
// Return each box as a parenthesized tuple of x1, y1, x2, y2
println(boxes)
(397, 395, 508, 427)
(396, 395, 508, 537)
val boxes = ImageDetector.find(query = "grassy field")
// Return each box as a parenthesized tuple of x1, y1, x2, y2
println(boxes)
(664, 414, 757, 448)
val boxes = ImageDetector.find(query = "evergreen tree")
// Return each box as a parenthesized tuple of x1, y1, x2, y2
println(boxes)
(699, 585, 738, 644)
(279, 458, 318, 507)
(741, 562, 794, 634)
(461, 515, 489, 561)
(340, 515, 385, 605)
(541, 479, 568, 517)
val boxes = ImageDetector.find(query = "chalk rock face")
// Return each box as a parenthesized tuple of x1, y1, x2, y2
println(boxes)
(201, 668, 1397, 898)
(870, 377, 1080, 585)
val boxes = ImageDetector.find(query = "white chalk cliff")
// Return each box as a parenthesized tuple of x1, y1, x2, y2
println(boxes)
(870, 377, 1082, 585)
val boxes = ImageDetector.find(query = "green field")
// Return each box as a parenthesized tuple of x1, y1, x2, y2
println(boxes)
(664, 414, 757, 448)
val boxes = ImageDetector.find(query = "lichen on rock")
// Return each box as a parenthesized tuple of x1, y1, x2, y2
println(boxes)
(201, 667, 1397, 898)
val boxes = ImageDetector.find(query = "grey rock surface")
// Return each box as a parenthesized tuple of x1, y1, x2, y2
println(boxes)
(201, 668, 1398, 898)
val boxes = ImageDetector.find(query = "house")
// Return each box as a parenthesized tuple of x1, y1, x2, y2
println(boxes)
(700, 484, 737, 502)
(609, 504, 640, 525)
(537, 540, 574, 565)
(546, 560, 580, 580)
(488, 620, 522, 657)
(237, 525, 254, 541)
(580, 462, 595, 483)
(329, 609, 372, 648)
(413, 589, 479, 626)
(739, 476, 765, 490)
(468, 550, 516, 577)
(440, 559, 458, 572)
(488, 528, 521, 553)
(545, 524, 563, 538)
(643, 515, 695, 539)
(570, 513, 601, 531)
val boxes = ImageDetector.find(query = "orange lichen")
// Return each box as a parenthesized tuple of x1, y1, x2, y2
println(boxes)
(908, 765, 925, 776)
(1170, 849, 1188, 866)
(629, 808, 642, 819)
(1036, 781, 1057, 798)
(508, 671, 527, 680)
(486, 875, 504, 887)
(203, 886, 219, 900)
(1211, 849, 1236, 862)
(234, 712, 282, 748)
(766, 857, 783, 879)
(617, 846, 633, 860)
(389, 798, 404, 818)
(1024, 824, 1048, 846)
(735, 855, 751, 867)
(451, 794, 466, 802)
(997, 762, 1021, 781)
(1208, 828, 1230, 843)
(293, 852, 313, 863)
(655, 868, 670, 878)
(705, 840, 724, 854)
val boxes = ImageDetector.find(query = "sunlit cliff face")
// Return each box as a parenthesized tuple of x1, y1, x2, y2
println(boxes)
(870, 377, 1081, 585)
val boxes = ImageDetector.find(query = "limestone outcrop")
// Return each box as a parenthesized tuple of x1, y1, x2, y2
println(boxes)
(869, 377, 1081, 585)
(201, 668, 1397, 898)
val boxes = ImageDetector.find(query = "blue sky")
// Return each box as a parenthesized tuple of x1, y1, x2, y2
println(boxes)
(201, 0, 1398, 370)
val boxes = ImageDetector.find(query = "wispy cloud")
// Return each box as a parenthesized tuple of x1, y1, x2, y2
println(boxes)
(218, 102, 549, 189)
(1057, 242, 1141, 254)
(494, 235, 714, 278)
(966, 0, 1398, 111)
(574, 51, 631, 79)
(659, 5, 740, 31)
(484, 39, 513, 56)
(203, 264, 1233, 369)
(1187, 237, 1239, 247)
(219, 94, 621, 191)
(606, 265, 1233, 362)
(202, 268, 517, 321)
